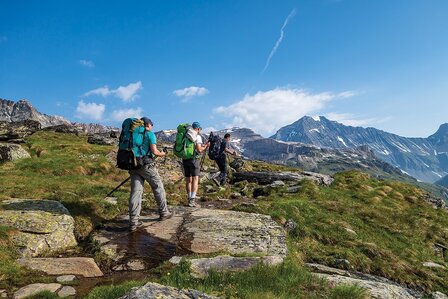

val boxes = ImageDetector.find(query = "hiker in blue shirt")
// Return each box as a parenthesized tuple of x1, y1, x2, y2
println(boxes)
(128, 117, 173, 231)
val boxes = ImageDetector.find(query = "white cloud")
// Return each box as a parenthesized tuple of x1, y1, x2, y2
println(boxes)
(84, 86, 112, 97)
(173, 86, 209, 102)
(325, 112, 391, 127)
(115, 81, 143, 102)
(83, 81, 143, 102)
(337, 91, 358, 98)
(263, 8, 296, 73)
(79, 59, 95, 68)
(110, 107, 143, 122)
(202, 127, 218, 134)
(76, 100, 105, 120)
(214, 87, 337, 136)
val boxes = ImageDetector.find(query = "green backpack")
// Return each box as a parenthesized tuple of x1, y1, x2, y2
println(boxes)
(174, 123, 196, 160)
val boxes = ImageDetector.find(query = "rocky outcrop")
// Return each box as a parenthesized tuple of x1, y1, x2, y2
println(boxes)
(233, 170, 333, 186)
(119, 282, 219, 299)
(18, 257, 103, 277)
(0, 120, 41, 142)
(92, 206, 287, 272)
(0, 99, 70, 128)
(87, 133, 118, 145)
(0, 143, 30, 162)
(0, 199, 77, 257)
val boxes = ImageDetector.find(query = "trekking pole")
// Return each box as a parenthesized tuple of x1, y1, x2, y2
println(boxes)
(105, 176, 131, 198)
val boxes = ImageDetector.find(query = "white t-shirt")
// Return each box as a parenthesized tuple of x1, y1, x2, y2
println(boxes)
(195, 134, 203, 145)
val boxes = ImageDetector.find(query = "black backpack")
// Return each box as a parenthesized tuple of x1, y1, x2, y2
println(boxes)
(208, 132, 223, 161)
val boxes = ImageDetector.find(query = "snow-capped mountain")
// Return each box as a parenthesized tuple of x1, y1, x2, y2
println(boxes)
(271, 116, 448, 183)
(204, 127, 412, 183)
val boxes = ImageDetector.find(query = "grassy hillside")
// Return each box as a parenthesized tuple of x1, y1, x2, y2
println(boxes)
(0, 131, 447, 297)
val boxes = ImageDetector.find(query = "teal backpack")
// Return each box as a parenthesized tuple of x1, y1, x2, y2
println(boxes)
(174, 123, 196, 160)
(117, 118, 147, 170)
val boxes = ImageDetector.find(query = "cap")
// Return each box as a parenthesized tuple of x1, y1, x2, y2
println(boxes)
(192, 121, 202, 129)
(140, 117, 153, 126)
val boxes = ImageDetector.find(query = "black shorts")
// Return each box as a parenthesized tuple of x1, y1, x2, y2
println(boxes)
(182, 158, 201, 177)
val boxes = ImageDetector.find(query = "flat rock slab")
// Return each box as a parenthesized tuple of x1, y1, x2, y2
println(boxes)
(315, 273, 417, 299)
(93, 206, 287, 271)
(170, 255, 283, 278)
(18, 257, 103, 277)
(119, 282, 219, 299)
(13, 283, 62, 299)
(0, 199, 77, 257)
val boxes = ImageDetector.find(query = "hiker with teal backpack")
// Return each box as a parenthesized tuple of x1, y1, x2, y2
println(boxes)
(173, 121, 209, 207)
(117, 117, 173, 231)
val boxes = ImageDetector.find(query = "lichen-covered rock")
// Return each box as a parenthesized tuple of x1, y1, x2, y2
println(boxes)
(0, 143, 30, 162)
(0, 199, 77, 257)
(119, 282, 220, 299)
(170, 255, 283, 278)
(432, 291, 448, 299)
(180, 208, 287, 256)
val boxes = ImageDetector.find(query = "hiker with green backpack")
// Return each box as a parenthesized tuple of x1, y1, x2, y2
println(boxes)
(173, 121, 209, 207)
(117, 117, 173, 231)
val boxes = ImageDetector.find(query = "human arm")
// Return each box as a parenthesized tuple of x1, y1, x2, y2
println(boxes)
(150, 144, 166, 157)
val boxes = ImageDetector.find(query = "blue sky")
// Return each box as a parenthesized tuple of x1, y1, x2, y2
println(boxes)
(1, 0, 447, 137)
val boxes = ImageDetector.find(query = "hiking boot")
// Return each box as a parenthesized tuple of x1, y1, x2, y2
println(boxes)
(129, 221, 144, 231)
(158, 211, 174, 221)
(188, 198, 201, 208)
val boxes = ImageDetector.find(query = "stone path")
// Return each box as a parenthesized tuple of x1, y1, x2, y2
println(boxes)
(92, 206, 287, 273)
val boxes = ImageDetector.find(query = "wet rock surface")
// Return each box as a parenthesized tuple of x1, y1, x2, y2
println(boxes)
(0, 199, 77, 257)
(0, 143, 30, 162)
(119, 282, 220, 299)
(92, 206, 287, 271)
(18, 257, 104, 277)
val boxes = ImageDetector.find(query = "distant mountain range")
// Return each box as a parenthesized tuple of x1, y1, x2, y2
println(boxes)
(0, 98, 117, 134)
(271, 116, 448, 183)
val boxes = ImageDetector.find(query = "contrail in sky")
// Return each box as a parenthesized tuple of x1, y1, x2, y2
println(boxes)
(262, 8, 297, 73)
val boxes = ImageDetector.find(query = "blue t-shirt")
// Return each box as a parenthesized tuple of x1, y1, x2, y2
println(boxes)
(132, 128, 157, 157)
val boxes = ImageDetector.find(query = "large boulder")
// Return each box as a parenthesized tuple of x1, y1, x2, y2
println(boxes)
(233, 170, 334, 186)
(119, 282, 219, 299)
(0, 199, 77, 257)
(87, 133, 117, 145)
(0, 143, 30, 162)
(0, 120, 41, 142)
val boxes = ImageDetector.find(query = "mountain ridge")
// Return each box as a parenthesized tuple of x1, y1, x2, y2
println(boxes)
(271, 116, 448, 183)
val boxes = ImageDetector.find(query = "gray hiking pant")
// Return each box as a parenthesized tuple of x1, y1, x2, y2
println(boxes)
(129, 164, 168, 225)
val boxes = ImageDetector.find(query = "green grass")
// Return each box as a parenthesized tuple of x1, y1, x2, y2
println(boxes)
(84, 280, 145, 299)
(24, 291, 60, 299)
(238, 171, 448, 294)
(84, 259, 366, 299)
(1, 131, 447, 297)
